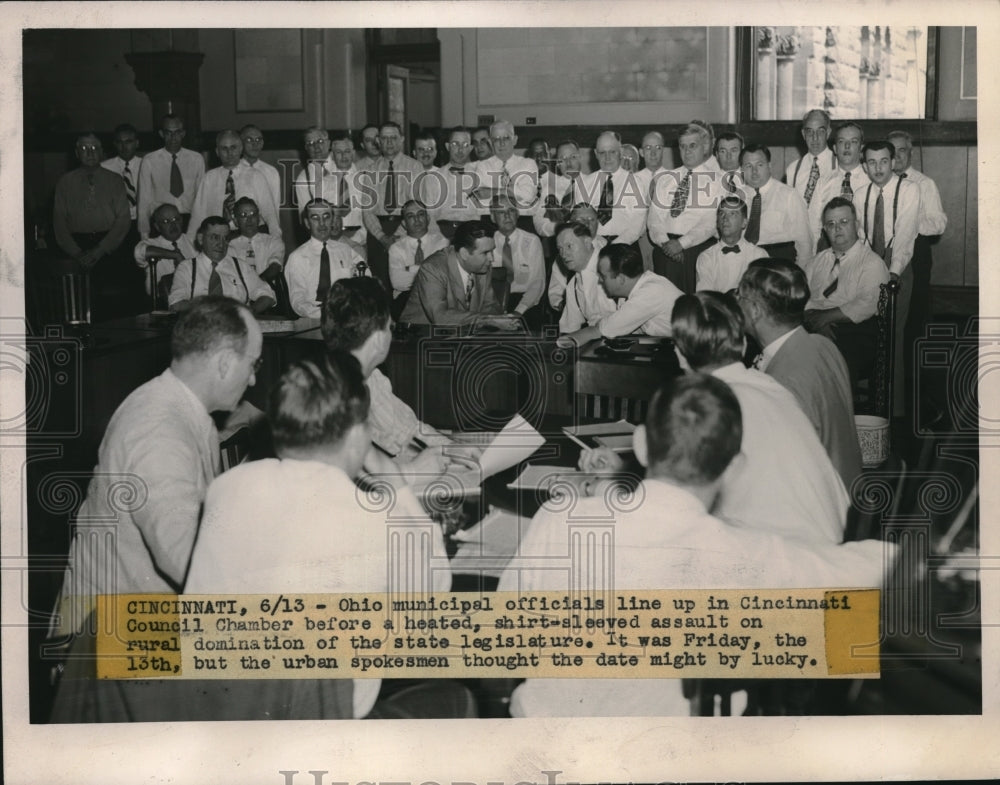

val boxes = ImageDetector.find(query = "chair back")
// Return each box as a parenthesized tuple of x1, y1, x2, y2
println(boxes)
(871, 279, 901, 419)
(26, 256, 91, 330)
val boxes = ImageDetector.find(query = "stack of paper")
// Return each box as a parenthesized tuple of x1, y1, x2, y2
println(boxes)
(562, 420, 636, 452)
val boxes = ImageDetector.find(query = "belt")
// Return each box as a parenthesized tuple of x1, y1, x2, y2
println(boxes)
(343, 225, 362, 232)
(667, 233, 682, 240)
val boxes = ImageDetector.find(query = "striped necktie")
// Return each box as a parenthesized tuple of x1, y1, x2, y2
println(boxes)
(670, 170, 691, 218)
(465, 271, 476, 307)
(840, 171, 853, 198)
(822, 257, 840, 298)
(223, 170, 236, 221)
(803, 157, 821, 205)
(598, 173, 613, 225)
(122, 161, 136, 210)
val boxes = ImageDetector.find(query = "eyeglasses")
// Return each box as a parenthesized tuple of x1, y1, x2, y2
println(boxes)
(449, 141, 471, 148)
(236, 211, 259, 220)
(642, 144, 663, 152)
(823, 218, 854, 230)
(242, 136, 264, 144)
(305, 139, 329, 147)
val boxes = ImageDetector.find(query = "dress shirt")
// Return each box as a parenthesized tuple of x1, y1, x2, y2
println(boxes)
(472, 154, 538, 215)
(548, 236, 605, 310)
(133, 234, 197, 292)
(711, 362, 849, 544)
(899, 166, 947, 236)
(532, 171, 574, 236)
(398, 248, 502, 325)
(499, 477, 887, 717)
(598, 270, 681, 337)
(427, 163, 481, 222)
(695, 237, 768, 293)
(52, 167, 132, 258)
(647, 163, 721, 247)
(757, 327, 797, 372)
(137, 147, 205, 237)
(53, 368, 218, 635)
(852, 175, 921, 276)
(227, 232, 287, 275)
(558, 247, 618, 333)
(285, 237, 365, 318)
(784, 148, 836, 203)
(492, 229, 546, 313)
(365, 368, 449, 456)
(354, 154, 380, 173)
(808, 165, 870, 243)
(101, 154, 144, 220)
(573, 167, 649, 245)
(388, 231, 450, 296)
(733, 177, 813, 262)
(361, 153, 424, 223)
(188, 457, 450, 718)
(294, 160, 368, 244)
(804, 241, 889, 323)
(242, 158, 282, 213)
(188, 165, 281, 243)
(168, 253, 274, 309)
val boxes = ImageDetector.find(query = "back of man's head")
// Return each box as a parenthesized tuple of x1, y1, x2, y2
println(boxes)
(671, 291, 745, 371)
(171, 296, 250, 362)
(644, 373, 742, 485)
(452, 221, 490, 252)
(268, 353, 371, 456)
(600, 243, 644, 279)
(739, 258, 810, 328)
(321, 277, 391, 353)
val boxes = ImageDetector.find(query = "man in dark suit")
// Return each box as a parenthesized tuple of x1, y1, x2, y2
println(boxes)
(737, 257, 863, 490)
(398, 221, 517, 327)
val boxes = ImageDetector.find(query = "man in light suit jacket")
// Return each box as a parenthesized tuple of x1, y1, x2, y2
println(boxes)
(398, 221, 516, 327)
(737, 258, 863, 490)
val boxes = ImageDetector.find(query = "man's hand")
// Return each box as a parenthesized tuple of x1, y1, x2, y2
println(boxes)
(578, 447, 625, 474)
(661, 239, 684, 262)
(77, 248, 102, 270)
(890, 272, 900, 283)
(363, 446, 407, 490)
(402, 446, 448, 481)
(260, 262, 283, 283)
(250, 296, 276, 314)
(379, 234, 397, 250)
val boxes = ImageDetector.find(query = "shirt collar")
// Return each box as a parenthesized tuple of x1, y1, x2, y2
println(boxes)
(759, 326, 801, 371)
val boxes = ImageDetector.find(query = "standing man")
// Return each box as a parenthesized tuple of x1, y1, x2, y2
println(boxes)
(714, 131, 744, 195)
(533, 139, 582, 239)
(101, 123, 143, 241)
(137, 114, 205, 238)
(573, 131, 648, 249)
(490, 196, 546, 323)
(239, 124, 282, 214)
(555, 221, 617, 337)
(355, 123, 381, 172)
(809, 122, 870, 248)
(187, 130, 280, 243)
(388, 199, 449, 318)
(647, 123, 720, 293)
(785, 109, 835, 209)
(361, 121, 424, 293)
(53, 132, 137, 320)
(737, 143, 812, 263)
(471, 127, 493, 162)
(695, 196, 768, 293)
(472, 119, 538, 231)
(430, 126, 481, 239)
(133, 203, 196, 308)
(412, 130, 439, 171)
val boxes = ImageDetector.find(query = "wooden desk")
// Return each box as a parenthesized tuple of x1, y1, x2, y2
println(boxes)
(574, 336, 681, 421)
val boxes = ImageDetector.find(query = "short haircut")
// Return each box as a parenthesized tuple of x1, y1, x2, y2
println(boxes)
(525, 137, 549, 153)
(239, 124, 262, 136)
(303, 197, 334, 214)
(329, 130, 353, 145)
(321, 277, 391, 352)
(76, 132, 101, 147)
(452, 221, 491, 252)
(449, 126, 472, 141)
(887, 130, 912, 145)
(715, 130, 744, 151)
(473, 126, 490, 137)
(489, 119, 515, 136)
(379, 121, 403, 135)
(718, 195, 748, 218)
(304, 126, 329, 139)
(401, 198, 426, 214)
(738, 258, 810, 328)
(113, 123, 138, 138)
(642, 131, 665, 145)
(555, 220, 594, 241)
(802, 108, 832, 127)
(413, 130, 437, 145)
(233, 196, 258, 213)
(360, 123, 379, 135)
(821, 196, 857, 221)
(215, 129, 240, 146)
(171, 296, 249, 361)
(671, 291, 746, 370)
(689, 119, 715, 145)
(197, 215, 229, 236)
(268, 353, 371, 454)
(644, 373, 743, 485)
(555, 138, 580, 151)
(161, 113, 183, 128)
(490, 194, 518, 212)
(835, 122, 864, 143)
(600, 243, 644, 279)
(678, 123, 710, 145)
(151, 203, 179, 222)
(739, 142, 772, 164)
(862, 140, 896, 160)
(596, 130, 622, 145)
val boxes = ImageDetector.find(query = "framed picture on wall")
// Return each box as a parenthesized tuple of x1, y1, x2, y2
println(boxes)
(234, 29, 305, 112)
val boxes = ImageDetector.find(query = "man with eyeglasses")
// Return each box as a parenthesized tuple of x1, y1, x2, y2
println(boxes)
(533, 140, 581, 239)
(355, 123, 382, 173)
(429, 126, 481, 239)
(471, 119, 539, 229)
(388, 199, 448, 318)
(239, 124, 281, 214)
(573, 131, 648, 251)
(361, 121, 423, 293)
(137, 114, 205, 239)
(227, 197, 286, 287)
(133, 203, 197, 308)
(784, 109, 835, 208)
(808, 122, 870, 250)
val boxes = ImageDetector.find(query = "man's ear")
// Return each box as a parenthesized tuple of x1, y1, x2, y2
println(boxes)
(674, 346, 691, 372)
(216, 349, 235, 380)
(633, 424, 649, 468)
(861, 160, 871, 177)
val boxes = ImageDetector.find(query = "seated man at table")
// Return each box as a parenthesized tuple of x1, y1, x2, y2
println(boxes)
(548, 203, 607, 312)
(168, 216, 275, 313)
(558, 243, 681, 346)
(499, 372, 890, 717)
(133, 203, 196, 305)
(490, 195, 546, 325)
(398, 221, 518, 328)
(186, 353, 473, 720)
(388, 199, 449, 319)
(695, 196, 767, 293)
(227, 196, 286, 285)
(555, 220, 617, 337)
(287, 198, 367, 319)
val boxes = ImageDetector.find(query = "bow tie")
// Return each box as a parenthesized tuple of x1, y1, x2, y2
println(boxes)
(449, 166, 465, 173)
(721, 245, 741, 254)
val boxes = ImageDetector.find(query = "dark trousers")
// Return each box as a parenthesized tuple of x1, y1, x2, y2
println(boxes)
(759, 240, 796, 262)
(653, 234, 717, 294)
(71, 231, 145, 322)
(366, 216, 402, 294)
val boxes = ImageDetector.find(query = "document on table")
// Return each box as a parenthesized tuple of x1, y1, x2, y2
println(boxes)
(562, 420, 636, 452)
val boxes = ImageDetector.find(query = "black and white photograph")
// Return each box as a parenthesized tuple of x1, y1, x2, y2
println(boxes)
(1, 2, 997, 783)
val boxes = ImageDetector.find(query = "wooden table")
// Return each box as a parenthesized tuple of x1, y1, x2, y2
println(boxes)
(574, 335, 681, 421)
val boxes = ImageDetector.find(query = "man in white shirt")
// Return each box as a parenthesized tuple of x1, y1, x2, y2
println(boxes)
(227, 196, 286, 284)
(388, 199, 449, 317)
(354, 123, 381, 172)
(471, 127, 492, 162)
(560, 243, 681, 346)
(555, 221, 617, 337)
(137, 114, 205, 238)
(714, 131, 745, 196)
(239, 124, 281, 215)
(574, 131, 648, 248)
(101, 123, 143, 234)
(648, 123, 721, 293)
(133, 203, 196, 307)
(430, 126, 481, 239)
(785, 109, 836, 209)
(187, 130, 281, 243)
(286, 199, 366, 318)
(533, 139, 581, 239)
(490, 195, 545, 324)
(169, 217, 275, 313)
(471, 119, 538, 224)
(737, 143, 812, 263)
(808, 122, 870, 249)
(412, 130, 439, 171)
(696, 196, 768, 293)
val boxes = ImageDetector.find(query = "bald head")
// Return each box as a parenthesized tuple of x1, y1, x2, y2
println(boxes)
(216, 130, 243, 169)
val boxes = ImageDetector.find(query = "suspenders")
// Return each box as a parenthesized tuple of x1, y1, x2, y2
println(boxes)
(189, 256, 251, 303)
(792, 156, 804, 188)
(862, 178, 902, 256)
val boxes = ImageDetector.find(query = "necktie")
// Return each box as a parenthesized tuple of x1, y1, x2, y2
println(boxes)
(598, 173, 613, 225)
(122, 161, 136, 209)
(561, 186, 574, 209)
(744, 188, 762, 245)
(169, 153, 184, 198)
(414, 237, 424, 267)
(804, 157, 821, 206)
(670, 170, 691, 218)
(338, 172, 349, 209)
(316, 241, 331, 303)
(722, 171, 737, 195)
(171, 240, 180, 253)
(840, 171, 853, 198)
(721, 245, 741, 254)
(449, 165, 464, 173)
(871, 189, 886, 259)
(385, 161, 397, 212)
(751, 352, 765, 370)
(822, 258, 840, 298)
(208, 263, 223, 296)
(246, 242, 255, 266)
(223, 170, 235, 221)
(501, 163, 511, 189)
(465, 271, 476, 307)
(501, 236, 515, 276)
(899, 171, 908, 180)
